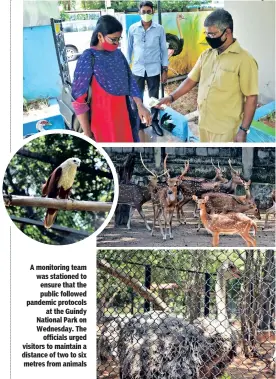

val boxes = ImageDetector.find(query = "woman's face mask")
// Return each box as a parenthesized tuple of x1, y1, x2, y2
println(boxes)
(102, 38, 119, 52)
(205, 28, 227, 49)
(99, 34, 121, 51)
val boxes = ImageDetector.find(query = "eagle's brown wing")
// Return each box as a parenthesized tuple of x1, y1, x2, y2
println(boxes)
(42, 167, 62, 198)
(43, 166, 62, 229)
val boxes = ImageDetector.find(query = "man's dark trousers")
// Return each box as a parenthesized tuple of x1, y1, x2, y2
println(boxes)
(133, 72, 160, 128)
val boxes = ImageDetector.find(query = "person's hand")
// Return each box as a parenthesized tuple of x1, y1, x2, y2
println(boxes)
(137, 104, 152, 126)
(161, 71, 168, 84)
(234, 129, 247, 142)
(154, 96, 172, 109)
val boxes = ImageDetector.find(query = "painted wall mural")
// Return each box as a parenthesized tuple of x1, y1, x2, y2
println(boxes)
(125, 11, 212, 78)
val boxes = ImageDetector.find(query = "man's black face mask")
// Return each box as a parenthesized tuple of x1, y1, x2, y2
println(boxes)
(206, 29, 227, 49)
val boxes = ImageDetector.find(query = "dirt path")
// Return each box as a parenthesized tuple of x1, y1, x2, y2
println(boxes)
(97, 203, 275, 248)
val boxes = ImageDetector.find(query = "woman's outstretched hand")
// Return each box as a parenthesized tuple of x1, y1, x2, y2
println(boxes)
(154, 96, 172, 109)
(137, 104, 152, 126)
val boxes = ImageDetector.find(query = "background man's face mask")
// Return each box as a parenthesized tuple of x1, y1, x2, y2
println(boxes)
(206, 29, 227, 49)
(141, 14, 153, 22)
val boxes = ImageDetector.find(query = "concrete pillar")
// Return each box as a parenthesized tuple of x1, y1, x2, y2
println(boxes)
(154, 147, 162, 169)
(242, 147, 254, 180)
(224, 0, 275, 103)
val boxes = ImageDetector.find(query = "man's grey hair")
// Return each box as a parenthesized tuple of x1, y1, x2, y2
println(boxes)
(204, 9, 233, 33)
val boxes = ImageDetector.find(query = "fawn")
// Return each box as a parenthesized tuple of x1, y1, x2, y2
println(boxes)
(192, 195, 257, 247)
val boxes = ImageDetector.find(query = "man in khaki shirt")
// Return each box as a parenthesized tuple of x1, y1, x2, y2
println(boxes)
(156, 9, 259, 142)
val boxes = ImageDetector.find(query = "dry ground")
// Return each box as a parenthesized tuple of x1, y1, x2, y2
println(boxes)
(98, 339, 275, 379)
(97, 202, 275, 248)
(165, 82, 198, 115)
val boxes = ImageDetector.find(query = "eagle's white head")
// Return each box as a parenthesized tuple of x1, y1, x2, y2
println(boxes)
(61, 157, 81, 168)
(36, 119, 52, 132)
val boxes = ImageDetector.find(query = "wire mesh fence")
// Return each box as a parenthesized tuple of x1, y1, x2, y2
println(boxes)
(97, 250, 275, 379)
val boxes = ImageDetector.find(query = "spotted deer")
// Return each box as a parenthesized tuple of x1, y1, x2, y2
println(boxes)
(263, 189, 276, 230)
(196, 179, 261, 231)
(192, 195, 257, 247)
(179, 158, 228, 184)
(118, 183, 152, 231)
(177, 158, 228, 220)
(141, 153, 179, 240)
(117, 155, 170, 232)
(196, 192, 261, 231)
(176, 160, 227, 224)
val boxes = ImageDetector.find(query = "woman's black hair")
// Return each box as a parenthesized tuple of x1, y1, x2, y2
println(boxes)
(90, 15, 123, 46)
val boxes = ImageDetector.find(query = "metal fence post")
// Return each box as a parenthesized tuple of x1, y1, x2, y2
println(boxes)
(144, 264, 152, 312)
(204, 272, 211, 317)
(130, 287, 134, 315)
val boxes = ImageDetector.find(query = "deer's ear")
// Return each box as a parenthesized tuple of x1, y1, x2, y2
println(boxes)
(248, 179, 251, 185)
(192, 195, 197, 201)
(204, 195, 209, 201)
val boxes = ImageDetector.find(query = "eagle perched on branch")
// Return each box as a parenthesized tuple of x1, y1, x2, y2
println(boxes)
(42, 157, 81, 229)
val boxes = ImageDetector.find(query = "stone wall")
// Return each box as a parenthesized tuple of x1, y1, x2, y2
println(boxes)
(104, 147, 275, 209)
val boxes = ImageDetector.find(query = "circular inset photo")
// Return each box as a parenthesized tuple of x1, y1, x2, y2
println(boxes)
(3, 132, 117, 245)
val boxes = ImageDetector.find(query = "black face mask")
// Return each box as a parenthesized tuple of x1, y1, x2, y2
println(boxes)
(206, 29, 227, 49)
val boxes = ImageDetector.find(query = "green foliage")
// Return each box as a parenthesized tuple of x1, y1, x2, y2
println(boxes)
(80, 1, 210, 12)
(220, 374, 232, 379)
(4, 134, 114, 245)
(97, 249, 247, 318)
(60, 10, 71, 21)
(81, 1, 105, 10)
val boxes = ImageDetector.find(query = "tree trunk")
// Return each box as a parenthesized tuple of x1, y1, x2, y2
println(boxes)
(260, 250, 275, 330)
(114, 153, 136, 226)
(97, 259, 170, 312)
(188, 251, 203, 322)
(240, 251, 263, 357)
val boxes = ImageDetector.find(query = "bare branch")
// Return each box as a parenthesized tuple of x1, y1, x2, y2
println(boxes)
(97, 259, 170, 312)
(4, 195, 112, 212)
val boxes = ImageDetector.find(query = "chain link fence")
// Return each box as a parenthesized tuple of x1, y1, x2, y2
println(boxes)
(97, 250, 275, 379)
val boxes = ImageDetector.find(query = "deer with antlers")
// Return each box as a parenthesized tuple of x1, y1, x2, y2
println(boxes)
(117, 183, 152, 231)
(263, 189, 276, 230)
(177, 158, 228, 220)
(196, 179, 261, 231)
(177, 159, 245, 224)
(179, 158, 228, 184)
(117, 153, 169, 232)
(176, 160, 230, 224)
(141, 153, 179, 240)
(192, 195, 257, 247)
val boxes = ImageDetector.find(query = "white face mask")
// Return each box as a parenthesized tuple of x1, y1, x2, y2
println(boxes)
(141, 14, 153, 22)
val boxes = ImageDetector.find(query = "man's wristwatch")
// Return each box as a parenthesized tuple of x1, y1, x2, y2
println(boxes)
(162, 66, 168, 72)
(239, 126, 250, 134)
